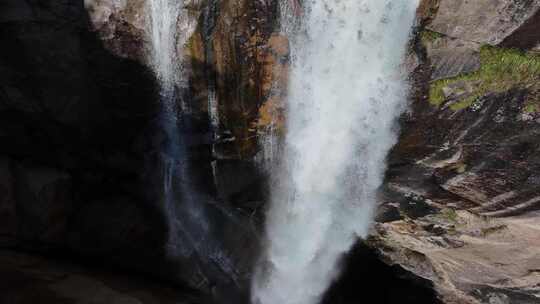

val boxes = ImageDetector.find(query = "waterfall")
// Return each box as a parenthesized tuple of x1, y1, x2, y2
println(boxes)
(146, 0, 241, 292)
(252, 1, 419, 304)
(146, 0, 191, 256)
(146, 0, 213, 265)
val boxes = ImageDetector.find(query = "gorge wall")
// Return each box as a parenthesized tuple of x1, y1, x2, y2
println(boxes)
(1, 0, 539, 303)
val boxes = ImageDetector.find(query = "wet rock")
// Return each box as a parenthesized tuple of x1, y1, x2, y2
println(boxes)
(375, 202, 403, 223)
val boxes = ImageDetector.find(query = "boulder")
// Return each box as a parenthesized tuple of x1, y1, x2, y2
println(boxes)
(423, 36, 481, 81)
(428, 0, 540, 47)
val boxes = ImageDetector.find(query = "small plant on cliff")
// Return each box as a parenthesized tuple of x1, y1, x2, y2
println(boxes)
(420, 29, 443, 44)
(429, 46, 540, 110)
(440, 208, 458, 223)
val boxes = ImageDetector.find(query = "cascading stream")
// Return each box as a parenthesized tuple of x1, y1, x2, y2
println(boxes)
(253, 1, 419, 304)
(147, 0, 193, 256)
(146, 0, 240, 291)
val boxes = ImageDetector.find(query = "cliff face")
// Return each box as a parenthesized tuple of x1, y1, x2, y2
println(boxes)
(86, 0, 284, 204)
(1, 0, 539, 303)
(370, 1, 540, 303)
(0, 0, 177, 283)
(0, 0, 275, 300)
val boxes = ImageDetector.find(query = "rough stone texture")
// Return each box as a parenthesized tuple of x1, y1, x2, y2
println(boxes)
(365, 3, 540, 300)
(428, 0, 540, 46)
(424, 36, 481, 81)
(0, 0, 268, 302)
(84, 0, 148, 60)
(86, 0, 282, 205)
(188, 0, 281, 205)
(369, 211, 540, 304)
(421, 0, 540, 81)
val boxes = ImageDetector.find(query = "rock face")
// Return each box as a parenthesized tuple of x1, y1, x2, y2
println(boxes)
(428, 0, 540, 45)
(0, 0, 180, 283)
(85, 0, 283, 205)
(0, 0, 274, 302)
(1, 0, 233, 299)
(421, 0, 540, 81)
(362, 1, 540, 303)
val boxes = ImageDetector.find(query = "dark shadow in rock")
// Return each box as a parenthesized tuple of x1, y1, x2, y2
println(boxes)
(0, 0, 182, 292)
(500, 9, 540, 50)
(322, 242, 442, 304)
(0, 249, 207, 304)
(0, 1, 267, 303)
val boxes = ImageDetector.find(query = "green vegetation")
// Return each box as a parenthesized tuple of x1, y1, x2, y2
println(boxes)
(420, 29, 443, 44)
(456, 163, 467, 174)
(481, 224, 507, 236)
(440, 208, 458, 223)
(429, 46, 540, 110)
(524, 103, 539, 113)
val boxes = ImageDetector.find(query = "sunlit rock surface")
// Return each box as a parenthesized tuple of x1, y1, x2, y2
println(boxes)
(364, 1, 540, 303)
(428, 0, 540, 46)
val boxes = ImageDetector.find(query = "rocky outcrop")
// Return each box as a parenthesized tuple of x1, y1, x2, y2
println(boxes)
(363, 1, 540, 303)
(0, 0, 205, 296)
(428, 0, 540, 46)
(1, 0, 270, 302)
(420, 0, 540, 81)
(85, 0, 147, 60)
(85, 0, 283, 205)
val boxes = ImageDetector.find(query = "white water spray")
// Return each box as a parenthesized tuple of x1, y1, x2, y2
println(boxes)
(146, 1, 240, 289)
(252, 1, 419, 304)
(148, 0, 179, 93)
(145, 0, 201, 254)
(147, 0, 195, 104)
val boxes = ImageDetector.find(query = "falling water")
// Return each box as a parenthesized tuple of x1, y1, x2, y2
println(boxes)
(146, 0, 242, 292)
(148, 0, 180, 94)
(146, 0, 191, 255)
(252, 1, 419, 304)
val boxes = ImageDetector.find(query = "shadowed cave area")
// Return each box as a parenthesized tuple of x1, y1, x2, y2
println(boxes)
(0, 246, 442, 304)
(322, 243, 442, 304)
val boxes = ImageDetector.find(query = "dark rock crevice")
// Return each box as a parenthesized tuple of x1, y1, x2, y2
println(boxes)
(500, 8, 540, 50)
(322, 242, 442, 304)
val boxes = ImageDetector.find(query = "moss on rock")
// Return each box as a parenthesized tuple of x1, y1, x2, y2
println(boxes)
(429, 46, 540, 110)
